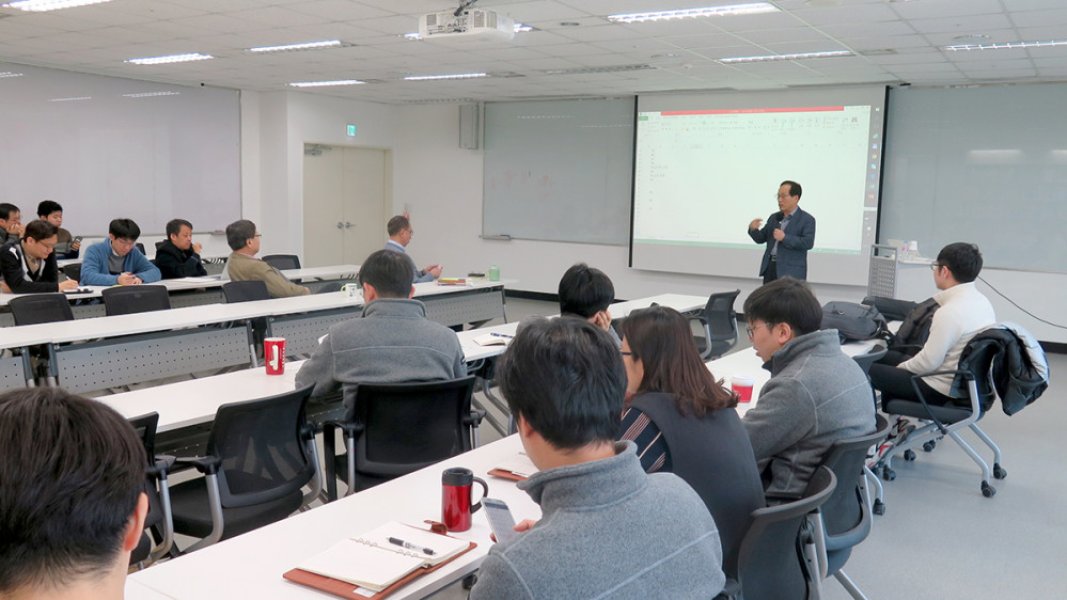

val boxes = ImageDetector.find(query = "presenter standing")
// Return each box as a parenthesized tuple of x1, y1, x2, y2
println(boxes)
(747, 180, 815, 283)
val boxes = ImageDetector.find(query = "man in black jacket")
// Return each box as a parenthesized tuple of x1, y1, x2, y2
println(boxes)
(155, 219, 207, 279)
(0, 220, 80, 293)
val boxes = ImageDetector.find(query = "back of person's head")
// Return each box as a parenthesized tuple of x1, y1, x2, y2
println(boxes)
(23, 219, 58, 242)
(225, 219, 256, 250)
(0, 388, 145, 594)
(743, 277, 822, 336)
(108, 218, 141, 241)
(386, 215, 410, 237)
(558, 263, 615, 319)
(937, 242, 982, 283)
(781, 180, 802, 199)
(37, 200, 62, 218)
(620, 306, 736, 416)
(0, 203, 19, 220)
(358, 249, 414, 298)
(499, 317, 625, 449)
(166, 218, 193, 238)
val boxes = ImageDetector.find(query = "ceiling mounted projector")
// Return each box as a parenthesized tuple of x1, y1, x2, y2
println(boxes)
(418, 8, 515, 42)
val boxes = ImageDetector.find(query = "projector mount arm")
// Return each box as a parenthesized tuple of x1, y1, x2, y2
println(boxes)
(454, 0, 478, 17)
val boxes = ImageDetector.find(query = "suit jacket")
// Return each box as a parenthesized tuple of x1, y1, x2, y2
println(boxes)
(748, 207, 816, 280)
(0, 241, 60, 293)
(225, 252, 308, 298)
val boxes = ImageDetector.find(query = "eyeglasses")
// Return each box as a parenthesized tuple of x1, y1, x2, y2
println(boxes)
(746, 321, 775, 338)
(619, 351, 633, 357)
(929, 262, 941, 271)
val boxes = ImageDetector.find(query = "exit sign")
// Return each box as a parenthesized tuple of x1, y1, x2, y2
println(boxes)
(346, 124, 357, 137)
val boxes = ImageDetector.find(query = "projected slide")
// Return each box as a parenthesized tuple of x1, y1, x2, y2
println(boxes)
(630, 87, 885, 286)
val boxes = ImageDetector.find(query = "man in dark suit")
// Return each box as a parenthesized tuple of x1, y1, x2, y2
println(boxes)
(748, 180, 816, 283)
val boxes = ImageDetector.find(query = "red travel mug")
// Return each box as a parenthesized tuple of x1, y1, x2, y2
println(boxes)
(442, 467, 489, 532)
(264, 337, 286, 375)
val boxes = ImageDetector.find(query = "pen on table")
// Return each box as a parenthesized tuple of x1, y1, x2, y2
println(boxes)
(490, 332, 514, 339)
(388, 537, 436, 556)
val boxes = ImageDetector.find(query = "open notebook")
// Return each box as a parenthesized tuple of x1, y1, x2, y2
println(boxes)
(289, 522, 471, 595)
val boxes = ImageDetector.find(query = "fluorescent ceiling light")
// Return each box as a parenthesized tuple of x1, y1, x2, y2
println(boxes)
(248, 40, 342, 53)
(122, 91, 181, 98)
(944, 39, 1067, 51)
(288, 80, 365, 88)
(0, 71, 25, 78)
(125, 53, 214, 65)
(608, 3, 778, 24)
(403, 23, 534, 40)
(2, 0, 110, 11)
(49, 96, 92, 102)
(404, 73, 487, 81)
(718, 50, 852, 63)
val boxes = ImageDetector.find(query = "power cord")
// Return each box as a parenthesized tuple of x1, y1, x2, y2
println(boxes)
(977, 274, 1067, 330)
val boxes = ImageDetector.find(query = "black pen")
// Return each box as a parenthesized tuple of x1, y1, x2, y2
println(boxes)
(388, 537, 436, 556)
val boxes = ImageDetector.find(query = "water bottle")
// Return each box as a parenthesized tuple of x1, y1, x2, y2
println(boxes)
(488, 265, 500, 282)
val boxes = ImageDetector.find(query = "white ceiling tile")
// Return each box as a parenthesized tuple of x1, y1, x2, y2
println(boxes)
(1009, 8, 1067, 28)
(1000, 0, 1067, 10)
(791, 4, 900, 25)
(493, 1, 592, 21)
(818, 20, 917, 38)
(552, 24, 646, 42)
(285, 0, 394, 20)
(945, 47, 1030, 62)
(890, 0, 1004, 20)
(733, 27, 839, 45)
(908, 14, 1015, 35)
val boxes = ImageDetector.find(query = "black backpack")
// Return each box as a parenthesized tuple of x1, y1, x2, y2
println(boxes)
(890, 297, 939, 356)
(821, 301, 889, 342)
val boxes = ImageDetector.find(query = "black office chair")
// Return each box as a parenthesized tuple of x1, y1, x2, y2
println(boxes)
(9, 293, 74, 325)
(155, 240, 166, 251)
(323, 376, 483, 500)
(222, 280, 270, 303)
(60, 262, 81, 282)
(806, 415, 890, 599)
(102, 285, 171, 316)
(127, 412, 175, 567)
(692, 290, 740, 360)
(262, 254, 301, 271)
(135, 242, 146, 255)
(167, 385, 320, 553)
(851, 344, 888, 377)
(724, 466, 837, 600)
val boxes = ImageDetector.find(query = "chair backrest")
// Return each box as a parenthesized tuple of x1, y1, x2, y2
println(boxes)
(61, 263, 81, 283)
(222, 280, 270, 303)
(154, 240, 166, 251)
(704, 289, 740, 343)
(736, 466, 837, 600)
(135, 242, 146, 255)
(127, 412, 164, 564)
(206, 385, 316, 509)
(348, 376, 478, 478)
(851, 344, 888, 376)
(102, 285, 171, 316)
(9, 293, 75, 325)
(262, 254, 301, 271)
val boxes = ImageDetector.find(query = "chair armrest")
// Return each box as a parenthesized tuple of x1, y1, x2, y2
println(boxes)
(908, 369, 968, 433)
(174, 455, 222, 475)
(146, 455, 176, 478)
(464, 409, 486, 427)
(323, 419, 364, 438)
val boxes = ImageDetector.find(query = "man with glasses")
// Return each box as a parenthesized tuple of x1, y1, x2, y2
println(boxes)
(740, 277, 874, 498)
(80, 218, 161, 286)
(385, 214, 441, 283)
(869, 242, 995, 407)
(224, 219, 309, 298)
(747, 180, 816, 283)
(0, 220, 80, 293)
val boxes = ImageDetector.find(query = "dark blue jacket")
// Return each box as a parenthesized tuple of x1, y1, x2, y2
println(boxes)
(748, 207, 816, 280)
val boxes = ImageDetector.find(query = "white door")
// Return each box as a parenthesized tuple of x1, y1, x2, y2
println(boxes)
(341, 147, 388, 264)
(303, 144, 344, 267)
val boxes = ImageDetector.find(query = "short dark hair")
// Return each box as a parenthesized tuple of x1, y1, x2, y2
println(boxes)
(37, 200, 62, 217)
(743, 277, 823, 336)
(109, 218, 141, 241)
(0, 388, 145, 593)
(387, 215, 410, 237)
(225, 219, 256, 250)
(499, 317, 625, 449)
(23, 219, 58, 242)
(0, 203, 19, 220)
(558, 263, 615, 319)
(166, 218, 193, 238)
(620, 306, 736, 416)
(358, 249, 414, 297)
(781, 180, 802, 199)
(936, 242, 982, 283)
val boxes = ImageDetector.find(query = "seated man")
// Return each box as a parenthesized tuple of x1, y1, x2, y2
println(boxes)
(224, 219, 308, 298)
(0, 387, 148, 600)
(0, 220, 80, 293)
(384, 214, 441, 283)
(558, 262, 621, 345)
(870, 242, 995, 407)
(0, 202, 24, 246)
(470, 317, 725, 599)
(741, 277, 875, 498)
(155, 218, 208, 279)
(81, 218, 162, 286)
(37, 200, 80, 259)
(295, 249, 466, 405)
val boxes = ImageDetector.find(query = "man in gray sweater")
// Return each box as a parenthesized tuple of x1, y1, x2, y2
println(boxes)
(469, 318, 725, 600)
(742, 278, 876, 498)
(294, 249, 466, 406)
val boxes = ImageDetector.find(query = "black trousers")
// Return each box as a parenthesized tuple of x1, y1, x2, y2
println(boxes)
(869, 350, 957, 408)
(762, 258, 778, 285)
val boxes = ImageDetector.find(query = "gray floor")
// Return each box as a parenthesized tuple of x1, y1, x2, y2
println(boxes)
(440, 298, 1067, 599)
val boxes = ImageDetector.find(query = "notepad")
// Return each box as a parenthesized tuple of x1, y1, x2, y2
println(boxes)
(296, 522, 469, 593)
(474, 333, 512, 347)
(437, 277, 468, 286)
(488, 452, 539, 481)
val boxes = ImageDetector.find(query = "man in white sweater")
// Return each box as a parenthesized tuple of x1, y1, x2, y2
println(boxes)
(870, 242, 996, 406)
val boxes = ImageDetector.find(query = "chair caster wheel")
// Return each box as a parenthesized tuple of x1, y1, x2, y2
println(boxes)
(882, 467, 896, 481)
(462, 574, 478, 590)
(922, 440, 936, 452)
(993, 463, 1007, 480)
(873, 499, 886, 516)
(981, 481, 996, 498)
(903, 449, 916, 462)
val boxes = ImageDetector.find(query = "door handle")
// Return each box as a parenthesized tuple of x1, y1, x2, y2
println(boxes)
(336, 222, 344, 229)
(344, 222, 352, 229)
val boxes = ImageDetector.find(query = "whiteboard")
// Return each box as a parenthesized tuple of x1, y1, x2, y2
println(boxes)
(0, 62, 240, 236)
(881, 83, 1067, 274)
(483, 98, 634, 245)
